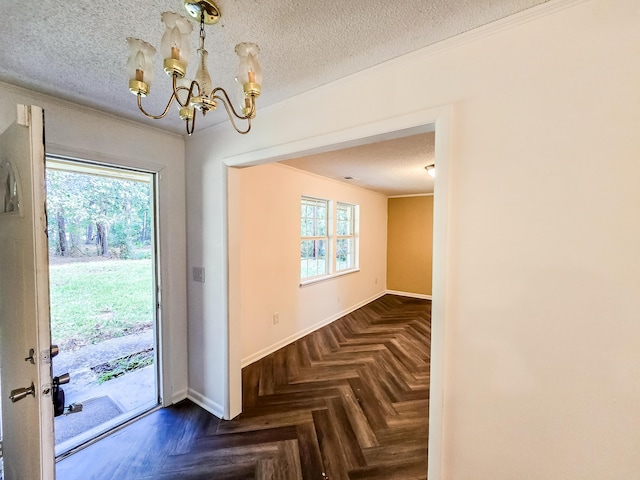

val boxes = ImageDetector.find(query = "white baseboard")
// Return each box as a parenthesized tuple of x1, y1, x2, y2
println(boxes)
(187, 388, 224, 419)
(170, 388, 188, 405)
(386, 290, 432, 300)
(241, 290, 387, 368)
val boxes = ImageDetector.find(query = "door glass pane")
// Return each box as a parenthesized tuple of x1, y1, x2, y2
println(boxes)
(45, 158, 160, 456)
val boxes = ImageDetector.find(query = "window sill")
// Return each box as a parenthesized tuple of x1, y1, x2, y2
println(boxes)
(300, 268, 360, 287)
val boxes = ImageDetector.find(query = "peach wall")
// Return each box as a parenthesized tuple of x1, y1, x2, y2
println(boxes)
(387, 195, 433, 296)
(228, 163, 387, 364)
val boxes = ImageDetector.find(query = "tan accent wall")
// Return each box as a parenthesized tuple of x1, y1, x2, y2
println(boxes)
(387, 196, 433, 296)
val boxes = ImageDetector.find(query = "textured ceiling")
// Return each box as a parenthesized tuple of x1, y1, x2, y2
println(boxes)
(0, 0, 546, 196)
(0, 0, 546, 135)
(281, 132, 435, 196)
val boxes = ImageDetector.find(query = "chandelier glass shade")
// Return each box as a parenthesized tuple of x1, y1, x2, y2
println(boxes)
(126, 0, 261, 135)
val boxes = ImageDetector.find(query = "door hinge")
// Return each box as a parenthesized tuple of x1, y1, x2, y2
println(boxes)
(16, 104, 30, 127)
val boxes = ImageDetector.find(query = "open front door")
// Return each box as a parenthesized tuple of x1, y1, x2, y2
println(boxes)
(0, 105, 55, 479)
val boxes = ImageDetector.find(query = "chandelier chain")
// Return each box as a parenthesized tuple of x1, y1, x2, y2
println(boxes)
(200, 11, 206, 42)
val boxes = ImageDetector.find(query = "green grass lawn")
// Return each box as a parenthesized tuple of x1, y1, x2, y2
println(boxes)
(49, 259, 154, 349)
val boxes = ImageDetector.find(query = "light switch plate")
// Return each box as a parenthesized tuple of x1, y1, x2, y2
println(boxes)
(192, 267, 205, 283)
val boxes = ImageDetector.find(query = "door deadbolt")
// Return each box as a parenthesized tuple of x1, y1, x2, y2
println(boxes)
(10, 382, 36, 403)
(25, 348, 35, 364)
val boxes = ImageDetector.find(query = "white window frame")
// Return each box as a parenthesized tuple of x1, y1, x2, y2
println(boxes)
(300, 196, 330, 280)
(335, 202, 358, 273)
(300, 196, 360, 286)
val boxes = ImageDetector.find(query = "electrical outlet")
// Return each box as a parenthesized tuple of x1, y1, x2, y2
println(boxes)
(273, 312, 279, 325)
(192, 267, 205, 283)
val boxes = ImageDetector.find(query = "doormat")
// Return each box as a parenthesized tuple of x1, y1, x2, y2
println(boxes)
(54, 395, 123, 444)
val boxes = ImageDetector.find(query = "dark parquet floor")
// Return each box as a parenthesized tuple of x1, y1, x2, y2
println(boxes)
(57, 294, 431, 480)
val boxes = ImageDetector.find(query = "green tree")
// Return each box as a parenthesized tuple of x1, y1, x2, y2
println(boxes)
(46, 169, 151, 259)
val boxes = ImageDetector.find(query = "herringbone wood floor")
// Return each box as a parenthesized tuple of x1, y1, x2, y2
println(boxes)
(57, 294, 431, 479)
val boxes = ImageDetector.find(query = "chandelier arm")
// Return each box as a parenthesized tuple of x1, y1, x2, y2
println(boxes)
(213, 94, 252, 134)
(175, 86, 190, 107)
(185, 111, 196, 135)
(245, 95, 257, 119)
(211, 87, 255, 120)
(174, 77, 203, 108)
(137, 93, 176, 120)
(173, 76, 187, 108)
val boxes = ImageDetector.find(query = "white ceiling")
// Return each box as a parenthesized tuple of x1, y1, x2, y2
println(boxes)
(0, 0, 547, 195)
(281, 132, 435, 196)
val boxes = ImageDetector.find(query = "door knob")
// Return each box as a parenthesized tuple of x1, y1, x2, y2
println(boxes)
(54, 373, 70, 385)
(9, 382, 35, 403)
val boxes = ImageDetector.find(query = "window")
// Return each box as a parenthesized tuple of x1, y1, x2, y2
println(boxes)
(336, 202, 356, 272)
(300, 197, 328, 279)
(300, 196, 359, 282)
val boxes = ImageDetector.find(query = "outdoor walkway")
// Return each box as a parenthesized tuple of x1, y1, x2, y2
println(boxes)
(53, 329, 155, 408)
(53, 330, 156, 446)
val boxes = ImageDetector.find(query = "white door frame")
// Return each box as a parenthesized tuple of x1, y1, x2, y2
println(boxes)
(45, 156, 163, 455)
(221, 104, 453, 480)
(43, 147, 184, 410)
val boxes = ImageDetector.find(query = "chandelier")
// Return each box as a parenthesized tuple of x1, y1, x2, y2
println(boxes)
(126, 0, 262, 135)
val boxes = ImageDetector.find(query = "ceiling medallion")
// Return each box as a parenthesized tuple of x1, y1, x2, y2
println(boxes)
(183, 0, 220, 24)
(126, 0, 261, 135)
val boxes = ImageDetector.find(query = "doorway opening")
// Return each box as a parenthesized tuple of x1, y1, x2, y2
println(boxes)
(224, 109, 449, 475)
(45, 157, 160, 456)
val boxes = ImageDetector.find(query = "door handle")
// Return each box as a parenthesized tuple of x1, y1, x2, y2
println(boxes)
(9, 382, 36, 403)
(54, 373, 70, 385)
(53, 373, 71, 416)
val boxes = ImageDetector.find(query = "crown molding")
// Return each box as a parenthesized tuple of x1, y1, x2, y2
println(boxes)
(0, 80, 183, 139)
(193, 0, 589, 142)
(389, 193, 434, 199)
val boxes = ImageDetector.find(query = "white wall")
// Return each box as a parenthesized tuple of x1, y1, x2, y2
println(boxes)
(228, 163, 387, 366)
(185, 0, 640, 477)
(0, 82, 189, 406)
